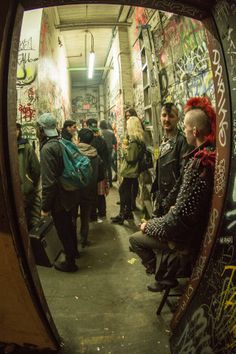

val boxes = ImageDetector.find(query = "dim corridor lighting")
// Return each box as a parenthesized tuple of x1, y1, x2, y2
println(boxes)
(88, 51, 95, 79)
(86, 30, 95, 79)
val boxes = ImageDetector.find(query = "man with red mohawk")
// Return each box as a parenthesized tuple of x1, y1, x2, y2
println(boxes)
(129, 96, 216, 291)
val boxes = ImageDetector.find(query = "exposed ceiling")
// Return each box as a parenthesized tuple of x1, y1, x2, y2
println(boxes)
(54, 4, 133, 88)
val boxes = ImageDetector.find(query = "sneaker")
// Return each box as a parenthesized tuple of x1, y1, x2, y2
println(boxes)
(54, 260, 78, 273)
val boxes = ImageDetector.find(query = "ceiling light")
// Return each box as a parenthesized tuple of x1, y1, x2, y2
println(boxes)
(88, 51, 95, 79)
(85, 30, 95, 79)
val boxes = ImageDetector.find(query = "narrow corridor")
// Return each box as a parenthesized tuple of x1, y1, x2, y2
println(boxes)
(38, 186, 171, 354)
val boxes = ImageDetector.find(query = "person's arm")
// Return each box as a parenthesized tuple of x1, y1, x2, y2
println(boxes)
(41, 143, 62, 213)
(123, 141, 140, 164)
(144, 155, 215, 242)
(27, 144, 41, 186)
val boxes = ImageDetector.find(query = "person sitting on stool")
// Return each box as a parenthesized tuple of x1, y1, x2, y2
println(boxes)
(129, 96, 216, 291)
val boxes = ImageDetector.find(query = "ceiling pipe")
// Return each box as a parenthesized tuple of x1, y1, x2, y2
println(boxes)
(68, 67, 113, 71)
(55, 22, 131, 31)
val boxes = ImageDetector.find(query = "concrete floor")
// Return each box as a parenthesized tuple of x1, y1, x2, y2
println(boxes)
(38, 186, 172, 354)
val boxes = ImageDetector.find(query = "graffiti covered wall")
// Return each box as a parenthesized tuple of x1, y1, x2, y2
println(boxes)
(16, 9, 42, 141)
(16, 8, 71, 142)
(152, 13, 215, 120)
(38, 7, 71, 129)
(71, 86, 99, 124)
(170, 1, 236, 352)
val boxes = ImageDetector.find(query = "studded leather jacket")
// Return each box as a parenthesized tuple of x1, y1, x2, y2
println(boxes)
(145, 142, 215, 251)
(151, 130, 192, 216)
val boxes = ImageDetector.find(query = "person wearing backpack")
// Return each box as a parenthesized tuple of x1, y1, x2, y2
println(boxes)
(111, 116, 144, 225)
(77, 128, 105, 247)
(36, 113, 80, 272)
(61, 119, 77, 142)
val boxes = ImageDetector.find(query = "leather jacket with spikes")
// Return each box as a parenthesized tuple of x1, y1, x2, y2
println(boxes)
(145, 142, 215, 252)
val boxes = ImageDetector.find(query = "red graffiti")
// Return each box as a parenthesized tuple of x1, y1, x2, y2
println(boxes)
(18, 103, 36, 121)
(25, 86, 37, 103)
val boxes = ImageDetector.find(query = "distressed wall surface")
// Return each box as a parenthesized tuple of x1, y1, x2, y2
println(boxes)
(170, 1, 236, 352)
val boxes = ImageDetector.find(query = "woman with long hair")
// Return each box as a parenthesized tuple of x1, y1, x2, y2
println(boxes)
(111, 116, 145, 224)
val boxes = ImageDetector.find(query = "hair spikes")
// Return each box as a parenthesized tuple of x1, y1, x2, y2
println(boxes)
(184, 96, 216, 143)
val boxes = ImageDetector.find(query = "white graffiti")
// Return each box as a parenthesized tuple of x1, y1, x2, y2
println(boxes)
(212, 49, 228, 147)
(176, 307, 212, 353)
(203, 208, 219, 248)
(214, 157, 226, 196)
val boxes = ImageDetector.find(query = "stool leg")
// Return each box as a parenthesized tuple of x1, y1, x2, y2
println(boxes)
(156, 287, 171, 315)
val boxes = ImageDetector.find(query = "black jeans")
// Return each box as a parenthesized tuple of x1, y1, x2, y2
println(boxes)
(52, 208, 78, 261)
(79, 202, 92, 243)
(119, 177, 138, 215)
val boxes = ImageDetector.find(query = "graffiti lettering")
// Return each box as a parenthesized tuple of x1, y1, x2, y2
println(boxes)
(212, 49, 228, 147)
(176, 307, 212, 353)
(203, 208, 218, 247)
(215, 158, 226, 197)
(19, 37, 34, 51)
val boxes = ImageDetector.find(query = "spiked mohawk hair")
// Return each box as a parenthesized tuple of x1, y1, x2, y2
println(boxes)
(184, 96, 216, 144)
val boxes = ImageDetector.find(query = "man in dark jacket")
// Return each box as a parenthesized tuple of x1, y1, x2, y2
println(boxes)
(151, 102, 192, 217)
(99, 120, 117, 187)
(61, 118, 80, 257)
(77, 128, 104, 247)
(86, 118, 109, 219)
(36, 113, 79, 272)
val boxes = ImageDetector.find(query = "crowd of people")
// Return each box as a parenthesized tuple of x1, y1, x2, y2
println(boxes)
(18, 96, 216, 297)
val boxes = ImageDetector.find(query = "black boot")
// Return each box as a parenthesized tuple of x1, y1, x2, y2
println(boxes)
(111, 214, 125, 224)
(54, 257, 78, 272)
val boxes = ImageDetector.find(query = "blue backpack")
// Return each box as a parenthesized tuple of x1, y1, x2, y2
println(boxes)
(59, 138, 93, 191)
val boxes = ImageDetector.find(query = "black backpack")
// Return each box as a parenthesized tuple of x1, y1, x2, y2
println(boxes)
(137, 141, 154, 173)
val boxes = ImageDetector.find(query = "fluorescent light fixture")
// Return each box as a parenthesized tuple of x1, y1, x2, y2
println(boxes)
(88, 51, 95, 79)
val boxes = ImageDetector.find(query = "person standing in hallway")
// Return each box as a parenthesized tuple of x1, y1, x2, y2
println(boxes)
(36, 113, 79, 272)
(151, 102, 192, 217)
(129, 96, 216, 290)
(124, 108, 141, 210)
(99, 120, 117, 187)
(61, 118, 80, 258)
(17, 122, 41, 230)
(77, 128, 104, 247)
(86, 118, 109, 220)
(111, 116, 145, 224)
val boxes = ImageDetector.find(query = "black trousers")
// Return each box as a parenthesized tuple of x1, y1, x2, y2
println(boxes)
(79, 202, 92, 243)
(119, 177, 138, 215)
(52, 208, 77, 261)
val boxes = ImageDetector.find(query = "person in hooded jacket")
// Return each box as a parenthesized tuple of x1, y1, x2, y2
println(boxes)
(77, 128, 104, 247)
(17, 123, 41, 230)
